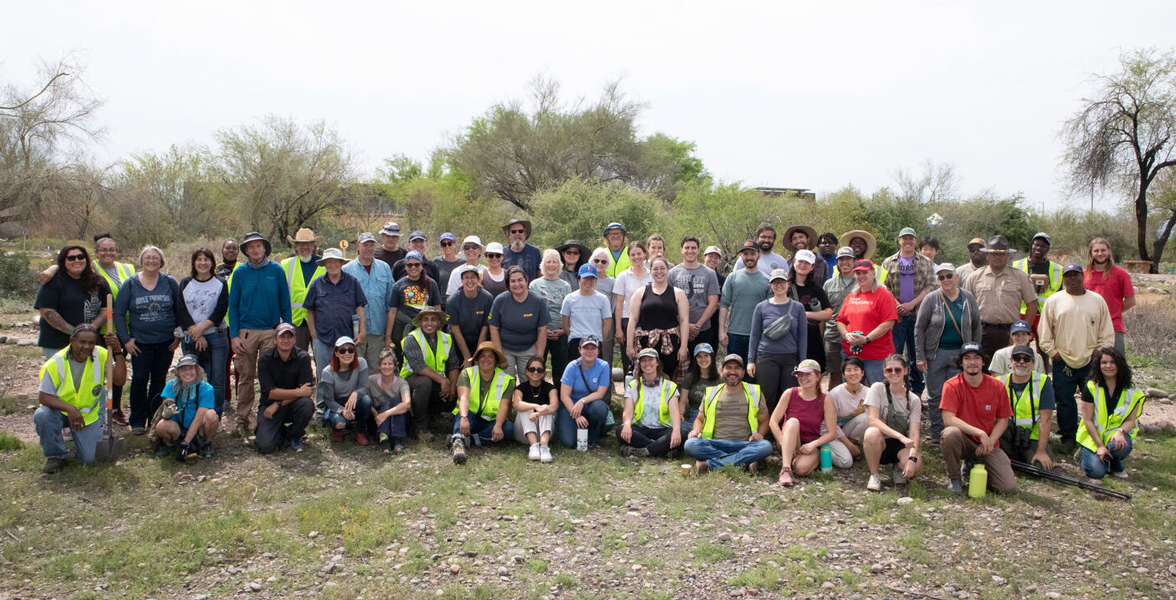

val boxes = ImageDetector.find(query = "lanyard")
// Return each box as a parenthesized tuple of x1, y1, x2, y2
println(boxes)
(1006, 378, 1037, 426)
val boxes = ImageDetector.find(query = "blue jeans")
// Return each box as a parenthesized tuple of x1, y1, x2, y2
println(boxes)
(35, 405, 105, 462)
(183, 329, 228, 416)
(683, 437, 773, 469)
(312, 337, 336, 383)
(129, 341, 176, 429)
(322, 395, 374, 435)
(727, 334, 751, 373)
(452, 412, 515, 446)
(1080, 433, 1132, 479)
(1052, 360, 1090, 442)
(890, 314, 924, 395)
(555, 400, 610, 448)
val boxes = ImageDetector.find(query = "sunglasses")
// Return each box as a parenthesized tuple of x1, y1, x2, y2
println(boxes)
(883, 367, 904, 374)
(486, 253, 503, 259)
(1011, 355, 1034, 363)
(406, 262, 422, 268)
(563, 249, 580, 255)
(336, 347, 356, 354)
(592, 259, 608, 264)
(937, 273, 954, 280)
(65, 254, 86, 262)
(440, 241, 454, 247)
(526, 367, 546, 374)
(510, 229, 526, 234)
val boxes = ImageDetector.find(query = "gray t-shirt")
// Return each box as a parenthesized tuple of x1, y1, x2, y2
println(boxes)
(719, 270, 771, 336)
(38, 356, 87, 395)
(488, 292, 551, 352)
(316, 358, 370, 415)
(560, 290, 612, 340)
(669, 264, 720, 331)
(529, 277, 573, 329)
(369, 374, 411, 410)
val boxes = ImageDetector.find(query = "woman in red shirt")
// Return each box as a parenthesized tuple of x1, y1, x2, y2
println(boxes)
(835, 260, 898, 386)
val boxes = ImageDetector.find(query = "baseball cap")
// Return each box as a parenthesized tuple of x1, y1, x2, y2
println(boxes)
(794, 249, 816, 264)
(738, 240, 758, 253)
(967, 237, 986, 248)
(835, 246, 855, 259)
(577, 263, 599, 279)
(935, 262, 956, 274)
(898, 227, 917, 239)
(768, 268, 788, 283)
(579, 335, 601, 348)
(1032, 232, 1052, 245)
(853, 259, 876, 272)
(960, 342, 983, 357)
(175, 354, 200, 368)
(1011, 345, 1036, 358)
(693, 343, 714, 356)
(484, 242, 504, 255)
(334, 336, 356, 348)
(1062, 262, 1083, 275)
(1009, 320, 1031, 334)
(440, 232, 456, 243)
(705, 245, 724, 257)
(275, 323, 296, 336)
(462, 235, 483, 248)
(636, 347, 659, 361)
(408, 231, 427, 242)
(721, 354, 745, 367)
(792, 358, 822, 376)
(456, 265, 481, 279)
(357, 232, 377, 244)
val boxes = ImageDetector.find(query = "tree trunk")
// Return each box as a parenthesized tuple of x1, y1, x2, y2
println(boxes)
(1135, 186, 1152, 267)
(1151, 209, 1176, 274)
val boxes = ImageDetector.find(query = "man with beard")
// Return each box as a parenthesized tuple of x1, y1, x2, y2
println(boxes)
(783, 225, 828, 286)
(955, 238, 987, 281)
(737, 225, 788, 275)
(501, 219, 542, 281)
(1082, 238, 1135, 356)
(719, 241, 770, 366)
(940, 342, 1016, 494)
(997, 345, 1054, 469)
(669, 237, 721, 349)
(684, 354, 772, 473)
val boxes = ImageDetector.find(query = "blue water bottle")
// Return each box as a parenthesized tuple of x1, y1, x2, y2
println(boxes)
(820, 444, 833, 473)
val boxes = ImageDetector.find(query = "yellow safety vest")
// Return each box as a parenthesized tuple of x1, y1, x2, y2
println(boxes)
(1013, 258, 1062, 312)
(701, 382, 761, 439)
(39, 346, 108, 427)
(455, 366, 514, 419)
(628, 378, 677, 427)
(999, 372, 1049, 440)
(399, 329, 452, 378)
(283, 257, 325, 326)
(605, 246, 631, 279)
(96, 262, 135, 300)
(1076, 382, 1145, 452)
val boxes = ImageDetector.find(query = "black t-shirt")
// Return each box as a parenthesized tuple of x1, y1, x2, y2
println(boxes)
(375, 247, 407, 271)
(34, 273, 112, 350)
(790, 280, 831, 321)
(1080, 383, 1122, 412)
(518, 380, 556, 408)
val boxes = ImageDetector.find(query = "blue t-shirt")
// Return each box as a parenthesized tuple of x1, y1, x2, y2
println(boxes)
(162, 379, 216, 430)
(559, 357, 611, 402)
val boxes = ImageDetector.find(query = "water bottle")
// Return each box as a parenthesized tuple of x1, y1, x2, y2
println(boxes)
(352, 314, 360, 338)
(819, 444, 833, 473)
(576, 428, 588, 452)
(968, 464, 988, 498)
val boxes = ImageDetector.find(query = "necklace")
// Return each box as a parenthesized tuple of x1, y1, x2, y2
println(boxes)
(529, 382, 543, 400)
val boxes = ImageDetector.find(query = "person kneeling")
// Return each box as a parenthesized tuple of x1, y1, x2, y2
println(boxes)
(154, 354, 219, 461)
(940, 343, 1017, 494)
(684, 354, 772, 473)
(317, 336, 374, 446)
(862, 354, 923, 491)
(452, 342, 516, 464)
(371, 349, 412, 453)
(618, 348, 683, 458)
(256, 323, 315, 454)
(512, 356, 557, 463)
(997, 345, 1054, 469)
(769, 359, 838, 487)
(1078, 348, 1144, 482)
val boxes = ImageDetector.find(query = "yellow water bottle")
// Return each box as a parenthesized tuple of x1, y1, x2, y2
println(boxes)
(968, 464, 987, 498)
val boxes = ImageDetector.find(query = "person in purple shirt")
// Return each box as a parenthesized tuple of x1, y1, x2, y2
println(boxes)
(880, 227, 936, 396)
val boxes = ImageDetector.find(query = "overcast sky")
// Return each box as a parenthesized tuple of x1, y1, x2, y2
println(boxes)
(5, 1, 1173, 211)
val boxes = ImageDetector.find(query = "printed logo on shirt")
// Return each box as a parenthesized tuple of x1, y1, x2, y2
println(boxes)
(523, 313, 533, 318)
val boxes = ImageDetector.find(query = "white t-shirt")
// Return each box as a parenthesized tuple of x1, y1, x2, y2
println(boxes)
(613, 268, 653, 319)
(183, 277, 224, 325)
(864, 381, 921, 424)
(822, 382, 869, 437)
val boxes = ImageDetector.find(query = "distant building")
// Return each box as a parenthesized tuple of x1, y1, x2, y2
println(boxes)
(754, 187, 816, 202)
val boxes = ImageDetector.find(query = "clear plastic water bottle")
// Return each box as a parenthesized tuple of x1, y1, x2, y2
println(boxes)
(352, 314, 360, 338)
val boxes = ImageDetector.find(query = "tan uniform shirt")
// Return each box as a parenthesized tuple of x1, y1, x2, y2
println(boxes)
(956, 262, 979, 281)
(1037, 290, 1114, 369)
(962, 266, 1037, 325)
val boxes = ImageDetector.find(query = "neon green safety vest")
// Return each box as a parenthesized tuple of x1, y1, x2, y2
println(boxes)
(454, 366, 514, 419)
(283, 257, 326, 326)
(1013, 258, 1062, 312)
(605, 246, 631, 279)
(39, 346, 108, 428)
(701, 382, 761, 439)
(400, 329, 452, 378)
(999, 372, 1049, 440)
(97, 262, 135, 300)
(1076, 381, 1145, 452)
(876, 264, 888, 285)
(627, 377, 677, 427)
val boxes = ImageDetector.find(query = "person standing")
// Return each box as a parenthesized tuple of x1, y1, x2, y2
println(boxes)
(448, 265, 494, 369)
(783, 225, 829, 286)
(602, 222, 631, 278)
(823, 247, 857, 388)
(560, 263, 613, 364)
(703, 246, 727, 341)
(344, 232, 395, 370)
(787, 249, 833, 372)
(669, 237, 721, 350)
(90, 234, 134, 424)
(835, 260, 898, 385)
(35, 246, 110, 359)
(480, 242, 509, 298)
(1083, 238, 1135, 356)
(914, 263, 981, 446)
(178, 248, 230, 417)
(737, 225, 788, 275)
(962, 235, 1037, 367)
(816, 233, 839, 276)
(1038, 262, 1115, 454)
(530, 250, 572, 377)
(940, 342, 1017, 494)
(392, 231, 440, 281)
(228, 232, 292, 433)
(501, 218, 542, 281)
(1013, 232, 1063, 326)
(282, 228, 325, 351)
(304, 248, 368, 379)
(880, 227, 935, 395)
(748, 269, 808, 412)
(255, 323, 315, 454)
(557, 240, 590, 288)
(589, 248, 618, 366)
(215, 239, 239, 279)
(374, 222, 407, 270)
(446, 236, 487, 296)
(627, 257, 690, 380)
(387, 251, 442, 348)
(684, 355, 773, 473)
(490, 267, 550, 380)
(955, 238, 988, 281)
(613, 241, 651, 376)
(917, 237, 939, 265)
(719, 241, 770, 367)
(433, 233, 464, 299)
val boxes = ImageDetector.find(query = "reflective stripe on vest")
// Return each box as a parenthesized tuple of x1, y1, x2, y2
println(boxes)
(455, 367, 514, 419)
(97, 262, 135, 300)
(605, 246, 631, 279)
(1015, 259, 1062, 306)
(1076, 382, 1146, 452)
(628, 378, 677, 427)
(283, 257, 326, 325)
(999, 372, 1048, 438)
(701, 382, 760, 439)
(400, 329, 452, 378)
(40, 346, 107, 427)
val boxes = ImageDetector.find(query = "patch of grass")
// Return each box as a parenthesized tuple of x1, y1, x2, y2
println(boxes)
(693, 541, 736, 562)
(0, 396, 21, 416)
(527, 559, 548, 574)
(0, 430, 23, 450)
(554, 573, 577, 588)
(729, 564, 787, 591)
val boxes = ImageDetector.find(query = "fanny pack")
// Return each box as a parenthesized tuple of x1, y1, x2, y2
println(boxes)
(763, 302, 794, 341)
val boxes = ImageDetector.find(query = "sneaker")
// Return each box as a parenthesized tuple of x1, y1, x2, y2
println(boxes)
(42, 457, 67, 474)
(451, 437, 467, 465)
(330, 429, 345, 444)
(777, 467, 794, 487)
(111, 409, 129, 426)
(393, 439, 407, 453)
(1111, 470, 1128, 480)
(867, 474, 883, 492)
(131, 426, 147, 437)
(539, 445, 552, 463)
(528, 443, 541, 461)
(356, 432, 370, 446)
(200, 441, 215, 458)
(947, 478, 963, 494)
(290, 440, 305, 453)
(892, 465, 907, 485)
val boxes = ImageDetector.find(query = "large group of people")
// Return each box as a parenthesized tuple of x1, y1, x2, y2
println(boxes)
(32, 221, 1147, 493)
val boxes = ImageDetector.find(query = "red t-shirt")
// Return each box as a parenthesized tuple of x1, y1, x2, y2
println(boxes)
(835, 286, 898, 360)
(939, 373, 1012, 445)
(1084, 266, 1134, 333)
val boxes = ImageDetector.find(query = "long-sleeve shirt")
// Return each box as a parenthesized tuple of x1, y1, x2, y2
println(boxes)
(114, 274, 192, 345)
(343, 259, 395, 335)
(404, 332, 462, 375)
(748, 299, 807, 364)
(227, 259, 292, 337)
(1038, 290, 1114, 369)
(316, 359, 370, 414)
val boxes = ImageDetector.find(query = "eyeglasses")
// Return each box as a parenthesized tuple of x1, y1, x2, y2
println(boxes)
(406, 262, 422, 268)
(486, 253, 503, 259)
(526, 367, 546, 374)
(937, 273, 954, 280)
(510, 229, 526, 234)
(592, 259, 608, 265)
(336, 347, 356, 354)
(65, 254, 86, 262)
(440, 241, 454, 247)
(1010, 355, 1034, 363)
(883, 367, 904, 374)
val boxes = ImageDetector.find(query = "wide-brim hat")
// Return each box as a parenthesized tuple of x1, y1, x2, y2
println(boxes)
(839, 230, 876, 260)
(557, 240, 590, 258)
(472, 340, 508, 369)
(981, 235, 1017, 254)
(316, 247, 346, 265)
(287, 227, 324, 245)
(783, 225, 818, 253)
(502, 218, 532, 239)
(241, 232, 272, 256)
(412, 306, 450, 327)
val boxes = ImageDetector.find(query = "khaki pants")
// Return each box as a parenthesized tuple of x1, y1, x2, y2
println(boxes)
(941, 426, 1017, 493)
(234, 328, 276, 429)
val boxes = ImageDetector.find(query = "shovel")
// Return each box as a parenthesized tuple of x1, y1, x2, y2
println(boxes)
(94, 294, 123, 463)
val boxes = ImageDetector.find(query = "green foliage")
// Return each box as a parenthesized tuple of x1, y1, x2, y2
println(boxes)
(929, 193, 1038, 265)
(1037, 208, 1136, 262)
(529, 178, 662, 251)
(0, 431, 23, 451)
(0, 251, 35, 297)
(670, 180, 789, 261)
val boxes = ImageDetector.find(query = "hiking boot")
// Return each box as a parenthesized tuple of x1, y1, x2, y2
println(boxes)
(867, 474, 883, 492)
(451, 437, 467, 465)
(111, 409, 129, 426)
(620, 445, 649, 458)
(695, 461, 709, 475)
(947, 478, 964, 494)
(131, 426, 147, 437)
(393, 439, 407, 453)
(355, 432, 370, 447)
(290, 440, 305, 453)
(155, 445, 172, 458)
(199, 441, 215, 458)
(748, 461, 759, 475)
(42, 457, 67, 474)
(330, 429, 345, 444)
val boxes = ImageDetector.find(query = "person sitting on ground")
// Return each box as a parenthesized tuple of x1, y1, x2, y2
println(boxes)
(34, 325, 127, 474)
(618, 348, 683, 458)
(401, 306, 461, 439)
(255, 322, 315, 454)
(769, 359, 838, 486)
(940, 342, 1017, 494)
(451, 341, 517, 464)
(684, 354, 772, 473)
(154, 354, 219, 461)
(862, 354, 922, 491)
(987, 320, 1044, 376)
(824, 356, 872, 469)
(512, 355, 558, 463)
(997, 345, 1055, 469)
(370, 348, 411, 454)
(1078, 347, 1145, 482)
(680, 343, 721, 430)
(317, 336, 373, 445)
(556, 336, 612, 449)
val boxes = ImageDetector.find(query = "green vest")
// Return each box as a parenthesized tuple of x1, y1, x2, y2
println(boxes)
(40, 346, 108, 427)
(1076, 381, 1145, 452)
(605, 246, 631, 279)
(999, 372, 1049, 440)
(283, 257, 326, 326)
(96, 262, 135, 300)
(627, 377, 677, 427)
(455, 366, 514, 420)
(701, 382, 760, 439)
(400, 329, 452, 378)
(875, 264, 888, 285)
(1013, 258, 1062, 312)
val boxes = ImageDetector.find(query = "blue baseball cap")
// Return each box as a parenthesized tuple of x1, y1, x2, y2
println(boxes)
(579, 335, 601, 348)
(440, 232, 456, 243)
(1009, 320, 1031, 334)
(1062, 262, 1083, 275)
(577, 263, 598, 279)
(693, 343, 714, 356)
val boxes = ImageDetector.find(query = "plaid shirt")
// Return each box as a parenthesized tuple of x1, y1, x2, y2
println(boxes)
(880, 251, 936, 303)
